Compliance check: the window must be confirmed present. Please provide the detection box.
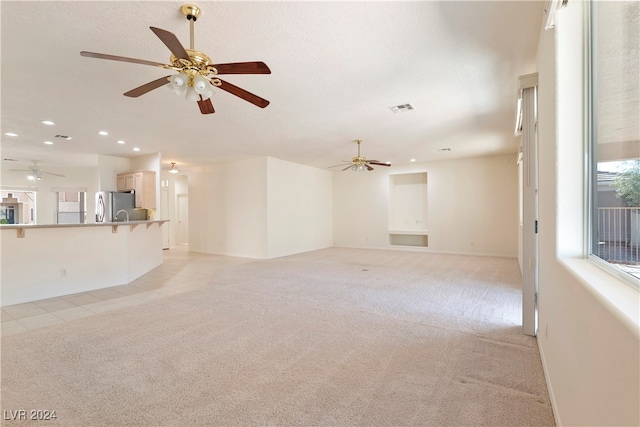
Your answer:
[0,191,36,225]
[57,191,86,224]
[589,1,640,284]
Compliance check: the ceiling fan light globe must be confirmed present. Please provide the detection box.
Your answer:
[169,74,187,92]
[201,85,214,100]
[185,86,200,101]
[193,75,210,95]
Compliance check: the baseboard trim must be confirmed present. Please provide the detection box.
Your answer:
[537,338,562,426]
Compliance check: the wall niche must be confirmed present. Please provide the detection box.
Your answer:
[388,172,428,247]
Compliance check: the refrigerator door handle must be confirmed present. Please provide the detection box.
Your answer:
[96,193,106,223]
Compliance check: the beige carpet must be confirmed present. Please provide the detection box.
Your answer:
[1,248,555,426]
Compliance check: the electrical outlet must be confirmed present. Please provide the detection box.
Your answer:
[61,268,67,277]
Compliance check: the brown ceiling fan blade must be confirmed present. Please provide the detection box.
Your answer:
[329,163,352,168]
[365,164,374,171]
[217,79,270,108]
[150,27,190,61]
[80,51,168,68]
[211,62,271,75]
[197,97,215,114]
[367,161,391,167]
[123,76,170,97]
[41,171,66,177]
[341,165,353,171]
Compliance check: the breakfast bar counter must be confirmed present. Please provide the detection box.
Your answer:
[1,221,168,306]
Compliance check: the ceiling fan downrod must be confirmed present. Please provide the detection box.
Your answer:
[181,4,202,50]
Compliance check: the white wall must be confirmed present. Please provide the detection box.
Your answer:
[332,167,391,249]
[536,2,640,426]
[1,223,163,306]
[266,157,333,258]
[189,157,268,258]
[189,157,333,259]
[333,154,518,257]
[97,155,131,191]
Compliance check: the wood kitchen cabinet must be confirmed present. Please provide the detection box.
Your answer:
[117,174,135,192]
[116,171,156,209]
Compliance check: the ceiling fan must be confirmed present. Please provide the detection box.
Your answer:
[329,140,391,172]
[9,161,66,181]
[80,3,271,114]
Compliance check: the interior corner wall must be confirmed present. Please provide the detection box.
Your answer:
[266,157,333,259]
[333,154,518,257]
[536,2,640,426]
[188,157,268,259]
[97,155,131,192]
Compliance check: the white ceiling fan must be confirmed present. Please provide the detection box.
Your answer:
[9,161,65,181]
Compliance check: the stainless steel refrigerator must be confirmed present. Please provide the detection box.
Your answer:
[95,191,135,223]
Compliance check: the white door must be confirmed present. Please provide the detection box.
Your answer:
[177,194,189,245]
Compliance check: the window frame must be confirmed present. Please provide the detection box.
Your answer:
[586,0,640,290]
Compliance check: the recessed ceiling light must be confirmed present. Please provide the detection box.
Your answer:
[43,141,54,145]
[410,158,416,162]
[99,131,109,136]
[117,140,126,144]
[132,147,141,152]
[4,132,18,137]
[41,120,55,125]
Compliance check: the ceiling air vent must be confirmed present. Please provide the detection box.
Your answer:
[54,134,72,140]
[389,103,415,113]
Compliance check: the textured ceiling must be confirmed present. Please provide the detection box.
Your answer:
[1,1,543,172]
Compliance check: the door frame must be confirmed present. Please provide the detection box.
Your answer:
[520,80,539,337]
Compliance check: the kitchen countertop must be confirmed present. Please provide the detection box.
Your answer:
[1,220,168,230]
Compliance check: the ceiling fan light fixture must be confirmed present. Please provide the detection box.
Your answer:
[168,162,180,174]
[185,85,200,101]
[80,3,270,114]
[193,75,212,96]
[169,73,188,93]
